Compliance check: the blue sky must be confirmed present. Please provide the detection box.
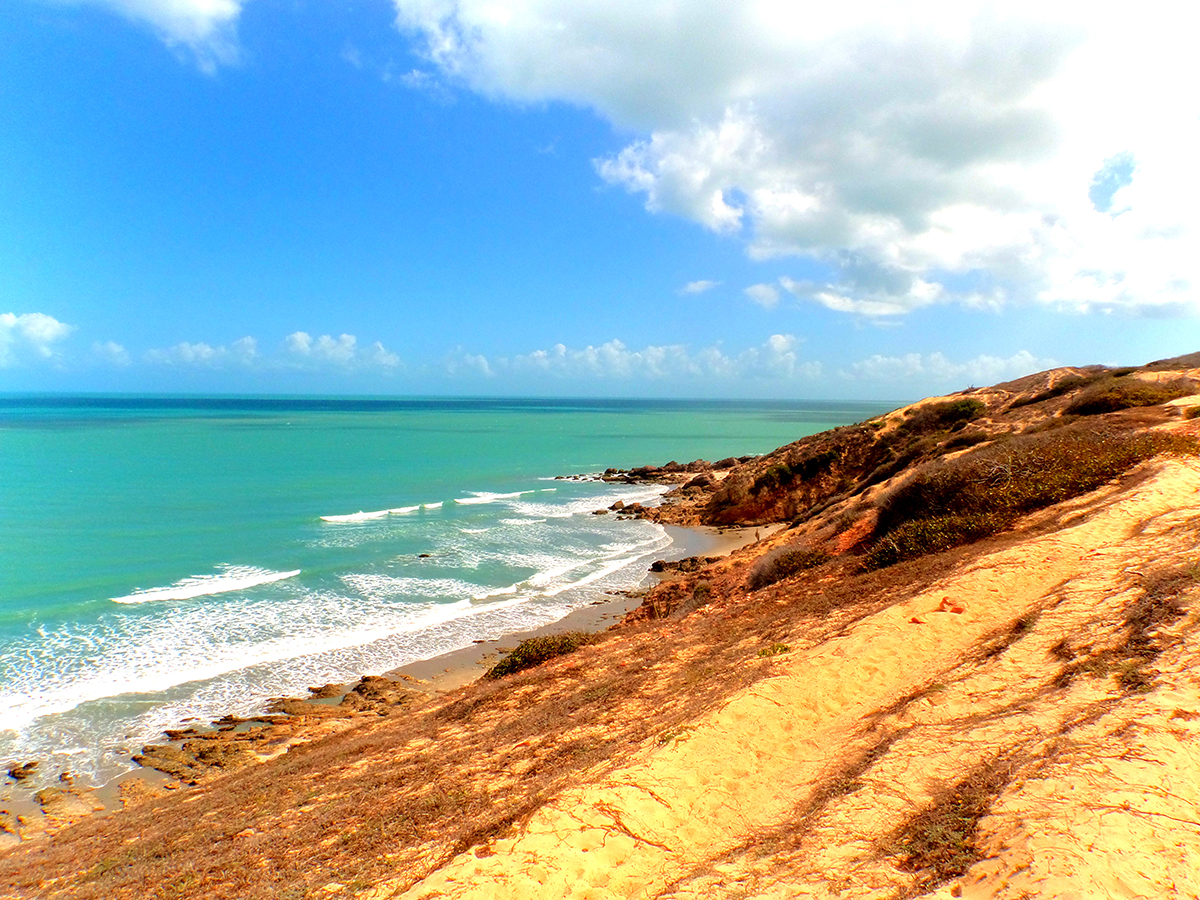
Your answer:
[1,0,1197,399]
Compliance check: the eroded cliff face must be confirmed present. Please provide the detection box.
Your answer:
[4,356,1200,900]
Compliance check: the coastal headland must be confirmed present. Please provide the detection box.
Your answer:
[5,352,1200,899]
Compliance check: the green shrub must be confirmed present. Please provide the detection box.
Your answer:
[865,425,1197,569]
[1183,406,1200,420]
[750,449,840,494]
[747,545,832,590]
[483,632,598,679]
[864,513,1006,569]
[900,399,986,434]
[1063,376,1196,416]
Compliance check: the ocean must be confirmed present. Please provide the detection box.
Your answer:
[0,396,891,787]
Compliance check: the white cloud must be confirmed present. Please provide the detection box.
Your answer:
[447,335,820,381]
[393,0,1200,316]
[143,332,399,372]
[145,336,257,367]
[847,350,1057,385]
[743,283,780,309]
[679,279,720,295]
[92,340,131,366]
[0,312,74,367]
[45,0,242,70]
[283,332,401,370]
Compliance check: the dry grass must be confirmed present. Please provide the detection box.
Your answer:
[746,545,831,590]
[865,425,1198,569]
[1063,376,1197,416]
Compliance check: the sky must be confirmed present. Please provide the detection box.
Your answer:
[1,0,1197,400]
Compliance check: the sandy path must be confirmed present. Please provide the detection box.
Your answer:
[375,459,1200,900]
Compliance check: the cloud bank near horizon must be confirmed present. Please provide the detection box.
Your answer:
[392,0,1198,318]
[2,311,1056,392]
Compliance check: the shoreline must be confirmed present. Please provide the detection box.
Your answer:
[1,521,773,844]
[387,523,780,693]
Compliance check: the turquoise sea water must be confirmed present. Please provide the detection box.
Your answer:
[0,396,891,786]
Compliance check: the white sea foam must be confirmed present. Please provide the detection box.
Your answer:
[321,509,390,522]
[460,527,489,534]
[110,566,301,604]
[423,501,443,509]
[454,490,534,505]
[0,592,479,734]
[389,505,421,515]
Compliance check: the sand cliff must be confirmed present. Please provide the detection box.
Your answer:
[4,356,1200,899]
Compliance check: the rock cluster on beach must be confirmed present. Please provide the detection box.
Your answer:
[132,675,428,785]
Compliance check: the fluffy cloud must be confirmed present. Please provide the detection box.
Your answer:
[743,283,780,309]
[45,0,241,69]
[447,335,820,381]
[394,0,1200,316]
[679,280,720,295]
[847,350,1057,385]
[0,312,74,367]
[145,335,258,367]
[283,332,400,370]
[143,332,400,371]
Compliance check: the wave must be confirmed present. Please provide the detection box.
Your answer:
[454,490,535,506]
[389,505,421,515]
[321,509,390,522]
[423,501,443,509]
[111,566,301,604]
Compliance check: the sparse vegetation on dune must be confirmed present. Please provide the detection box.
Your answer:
[1063,375,1197,416]
[746,544,831,590]
[865,425,1198,569]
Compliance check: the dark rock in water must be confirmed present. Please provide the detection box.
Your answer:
[592,508,608,515]
[6,761,38,782]
[610,500,625,510]
[604,468,619,475]
[629,465,660,477]
[418,553,432,558]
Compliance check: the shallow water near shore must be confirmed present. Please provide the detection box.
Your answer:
[0,395,890,787]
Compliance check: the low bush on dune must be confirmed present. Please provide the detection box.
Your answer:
[484,632,599,679]
[864,425,1198,570]
[1063,376,1197,416]
[747,544,832,590]
[899,399,987,435]
[750,449,841,494]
